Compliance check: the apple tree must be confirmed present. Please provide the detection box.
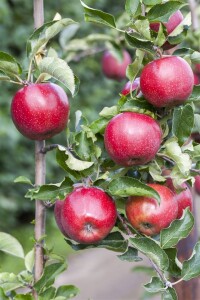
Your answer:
[0,0,200,299]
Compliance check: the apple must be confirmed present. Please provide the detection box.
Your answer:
[125,183,178,236]
[104,112,162,167]
[150,10,184,50]
[194,63,200,74]
[165,178,193,219]
[54,200,68,237]
[194,175,200,195]
[121,77,140,96]
[61,186,117,244]
[11,82,70,140]
[193,72,200,85]
[102,49,131,81]
[140,56,194,107]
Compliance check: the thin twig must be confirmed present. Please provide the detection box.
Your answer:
[40,144,59,154]
[117,211,133,236]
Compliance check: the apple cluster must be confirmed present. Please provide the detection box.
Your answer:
[10,9,196,245]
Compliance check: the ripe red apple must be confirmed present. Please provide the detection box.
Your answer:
[102,49,131,81]
[104,112,162,167]
[150,10,184,50]
[54,200,68,237]
[194,175,200,195]
[61,186,117,244]
[194,63,200,74]
[11,82,70,140]
[121,77,140,96]
[193,72,200,85]
[125,183,178,236]
[140,56,194,107]
[165,178,193,219]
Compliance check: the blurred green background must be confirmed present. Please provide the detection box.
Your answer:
[0,0,131,271]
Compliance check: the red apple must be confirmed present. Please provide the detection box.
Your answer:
[193,72,200,85]
[61,186,117,244]
[194,63,200,74]
[54,200,68,237]
[102,49,131,81]
[150,10,184,50]
[125,183,178,236]
[104,112,162,167]
[140,56,194,107]
[11,83,70,140]
[194,175,200,195]
[121,77,140,96]
[165,178,193,219]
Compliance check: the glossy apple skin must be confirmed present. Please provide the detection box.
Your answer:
[150,10,183,50]
[140,56,194,108]
[125,184,178,236]
[194,64,200,74]
[11,83,70,140]
[61,187,117,244]
[166,178,193,219]
[104,112,162,167]
[54,200,68,237]
[102,50,131,81]
[121,77,140,96]
[194,175,200,195]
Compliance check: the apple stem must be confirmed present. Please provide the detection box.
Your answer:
[117,212,133,236]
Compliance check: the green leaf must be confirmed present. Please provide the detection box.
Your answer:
[155,23,166,47]
[125,0,140,16]
[163,138,192,176]
[56,285,79,298]
[25,249,35,273]
[143,0,162,5]
[162,288,177,300]
[147,1,186,22]
[14,295,34,300]
[0,51,22,78]
[66,232,128,253]
[14,176,33,186]
[0,287,9,300]
[89,117,109,134]
[187,85,200,102]
[80,0,116,29]
[58,146,94,171]
[25,177,73,201]
[160,208,194,249]
[164,248,182,278]
[39,287,56,299]
[27,18,77,58]
[107,177,160,202]
[181,241,200,281]
[130,237,169,271]
[172,104,194,146]
[75,131,93,161]
[126,49,144,82]
[168,12,191,37]
[132,265,156,276]
[0,232,24,258]
[117,246,142,262]
[0,273,23,293]
[144,276,164,293]
[119,98,155,117]
[34,262,67,293]
[134,19,151,40]
[125,32,154,54]
[99,106,118,118]
[38,57,76,96]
